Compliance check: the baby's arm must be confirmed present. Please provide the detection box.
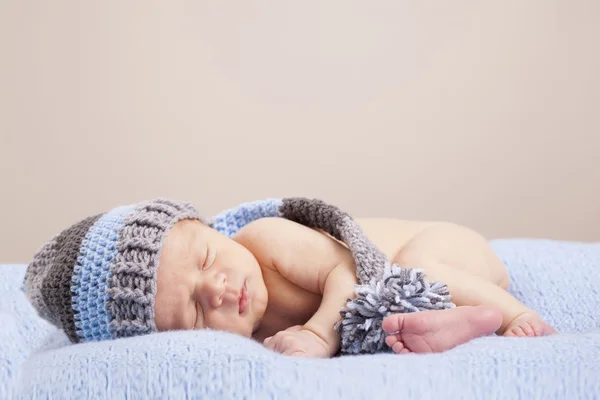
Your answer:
[302,257,357,354]
[235,217,358,357]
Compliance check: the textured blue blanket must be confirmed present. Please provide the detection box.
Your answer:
[2,239,600,399]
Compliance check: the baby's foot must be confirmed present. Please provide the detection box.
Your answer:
[382,306,502,354]
[503,312,558,337]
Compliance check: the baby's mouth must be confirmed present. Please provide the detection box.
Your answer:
[238,280,248,315]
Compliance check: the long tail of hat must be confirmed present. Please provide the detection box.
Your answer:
[208,197,390,285]
[208,198,284,237]
[279,198,389,285]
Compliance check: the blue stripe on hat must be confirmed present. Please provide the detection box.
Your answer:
[71,205,136,342]
[209,198,283,237]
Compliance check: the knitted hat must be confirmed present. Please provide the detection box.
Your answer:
[23,198,202,343]
[24,197,453,352]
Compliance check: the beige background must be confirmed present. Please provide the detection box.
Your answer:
[1,1,599,263]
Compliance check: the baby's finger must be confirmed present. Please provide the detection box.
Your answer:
[264,336,279,352]
[283,348,306,357]
[285,325,303,332]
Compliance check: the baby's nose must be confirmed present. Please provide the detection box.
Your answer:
[206,272,227,307]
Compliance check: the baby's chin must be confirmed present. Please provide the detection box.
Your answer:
[219,315,261,338]
[238,316,262,338]
[251,319,262,335]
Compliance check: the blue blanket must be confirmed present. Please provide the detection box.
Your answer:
[2,239,600,399]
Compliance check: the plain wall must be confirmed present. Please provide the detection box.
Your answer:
[1,1,599,263]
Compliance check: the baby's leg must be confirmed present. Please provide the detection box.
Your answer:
[391,223,557,336]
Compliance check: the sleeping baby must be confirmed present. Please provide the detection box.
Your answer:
[23,197,557,357]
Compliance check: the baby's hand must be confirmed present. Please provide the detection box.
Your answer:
[263,325,330,358]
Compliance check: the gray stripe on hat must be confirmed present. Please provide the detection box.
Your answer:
[24,236,61,326]
[280,197,389,285]
[106,198,200,339]
[24,213,103,343]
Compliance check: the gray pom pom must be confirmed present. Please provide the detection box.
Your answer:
[335,264,456,355]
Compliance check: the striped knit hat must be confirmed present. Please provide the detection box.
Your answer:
[23,198,202,343]
[24,197,452,348]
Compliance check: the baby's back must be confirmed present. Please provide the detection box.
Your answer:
[333,218,440,261]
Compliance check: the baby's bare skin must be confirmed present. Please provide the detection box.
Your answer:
[241,217,557,355]
[382,306,503,353]
[354,218,557,338]
[155,217,557,358]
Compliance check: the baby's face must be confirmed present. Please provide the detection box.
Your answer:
[154,219,268,338]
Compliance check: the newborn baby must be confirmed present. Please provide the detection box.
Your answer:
[23,197,557,358]
[154,203,556,357]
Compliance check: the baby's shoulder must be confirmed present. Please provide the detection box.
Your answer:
[232,217,328,253]
[234,216,304,238]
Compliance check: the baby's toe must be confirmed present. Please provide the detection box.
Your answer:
[504,313,558,338]
[521,321,535,337]
[391,341,407,354]
[382,314,404,333]
[385,334,398,347]
[504,324,527,338]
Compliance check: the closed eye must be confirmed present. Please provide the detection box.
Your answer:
[202,247,216,270]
